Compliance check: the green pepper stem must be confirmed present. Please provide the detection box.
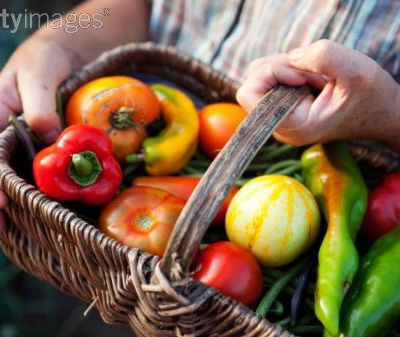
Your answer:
[110,106,136,130]
[69,151,102,187]
[125,153,145,164]
[72,154,93,177]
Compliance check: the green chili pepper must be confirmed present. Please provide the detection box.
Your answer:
[340,227,400,337]
[301,142,368,337]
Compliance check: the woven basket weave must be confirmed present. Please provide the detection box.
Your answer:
[0,42,399,337]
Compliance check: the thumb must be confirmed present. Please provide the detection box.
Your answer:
[17,71,62,144]
[288,40,362,81]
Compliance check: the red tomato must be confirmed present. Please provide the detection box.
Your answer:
[193,242,263,307]
[132,176,239,226]
[362,173,400,241]
[199,103,247,159]
[99,186,185,256]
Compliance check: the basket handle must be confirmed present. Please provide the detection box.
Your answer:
[160,85,310,278]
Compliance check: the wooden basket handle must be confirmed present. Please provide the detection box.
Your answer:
[160,85,310,278]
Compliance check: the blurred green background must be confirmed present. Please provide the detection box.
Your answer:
[0,1,132,336]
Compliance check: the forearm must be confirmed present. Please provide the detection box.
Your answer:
[34,0,150,67]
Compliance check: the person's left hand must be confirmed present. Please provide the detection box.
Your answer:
[237,40,400,151]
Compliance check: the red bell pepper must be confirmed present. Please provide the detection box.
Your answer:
[132,176,239,226]
[33,124,122,206]
[362,173,400,241]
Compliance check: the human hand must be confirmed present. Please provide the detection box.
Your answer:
[237,40,400,150]
[0,36,80,143]
[0,0,151,234]
[0,36,80,232]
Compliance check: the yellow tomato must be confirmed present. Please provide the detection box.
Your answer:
[226,175,320,267]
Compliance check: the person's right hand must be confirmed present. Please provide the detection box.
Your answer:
[237,40,400,151]
[0,36,80,232]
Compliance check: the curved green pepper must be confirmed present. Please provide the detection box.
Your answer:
[340,227,400,337]
[301,142,368,337]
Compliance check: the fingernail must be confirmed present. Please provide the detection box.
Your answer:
[42,129,60,144]
[289,48,304,61]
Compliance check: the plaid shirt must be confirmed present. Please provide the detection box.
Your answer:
[149,0,400,82]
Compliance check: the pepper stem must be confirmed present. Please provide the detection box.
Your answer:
[72,154,93,177]
[110,105,136,130]
[125,153,145,164]
[69,151,102,186]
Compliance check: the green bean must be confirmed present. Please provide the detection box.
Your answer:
[193,151,212,162]
[180,166,204,175]
[275,316,291,327]
[259,144,297,161]
[269,300,284,316]
[273,162,302,176]
[187,160,210,168]
[294,173,305,184]
[290,325,324,335]
[256,258,307,317]
[246,162,273,172]
[263,278,277,288]
[265,159,300,174]
[256,143,279,154]
[262,268,286,279]
[277,284,315,312]
[298,314,318,325]
[252,145,278,161]
[259,143,279,151]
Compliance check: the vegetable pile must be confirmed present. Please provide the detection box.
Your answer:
[27,75,400,337]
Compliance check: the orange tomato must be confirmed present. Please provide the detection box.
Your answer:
[199,103,247,159]
[99,186,185,257]
[66,76,160,162]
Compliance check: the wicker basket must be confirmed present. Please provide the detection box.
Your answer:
[0,42,399,337]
